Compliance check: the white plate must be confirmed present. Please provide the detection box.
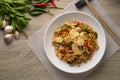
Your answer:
[44,11,106,74]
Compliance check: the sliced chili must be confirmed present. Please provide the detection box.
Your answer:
[33,3,51,7]
[50,0,57,7]
[60,49,66,54]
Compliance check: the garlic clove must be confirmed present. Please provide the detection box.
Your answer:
[4,25,13,34]
[4,34,13,44]
[2,19,6,28]
[14,31,20,40]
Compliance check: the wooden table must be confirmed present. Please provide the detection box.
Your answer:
[0,0,120,80]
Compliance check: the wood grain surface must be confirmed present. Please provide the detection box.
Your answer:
[0,0,120,80]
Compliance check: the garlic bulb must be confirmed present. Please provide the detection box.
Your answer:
[2,19,6,28]
[4,34,13,44]
[4,25,13,34]
[14,31,20,40]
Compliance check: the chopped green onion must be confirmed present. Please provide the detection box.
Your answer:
[69,58,78,66]
[81,26,89,33]
[83,50,88,56]
[61,25,71,31]
[94,31,98,38]
[67,41,73,48]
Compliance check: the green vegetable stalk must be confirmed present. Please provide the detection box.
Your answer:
[29,7,54,16]
[0,0,62,39]
[0,0,30,38]
[0,17,2,27]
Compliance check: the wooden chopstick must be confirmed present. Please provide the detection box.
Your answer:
[84,0,120,46]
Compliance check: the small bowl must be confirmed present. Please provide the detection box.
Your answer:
[44,11,106,74]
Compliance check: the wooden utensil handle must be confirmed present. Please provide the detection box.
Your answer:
[84,0,120,46]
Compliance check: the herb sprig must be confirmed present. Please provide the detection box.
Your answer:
[0,0,30,38]
[0,0,62,40]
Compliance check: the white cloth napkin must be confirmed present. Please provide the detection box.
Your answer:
[27,0,120,80]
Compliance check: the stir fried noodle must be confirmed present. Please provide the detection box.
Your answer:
[52,20,99,66]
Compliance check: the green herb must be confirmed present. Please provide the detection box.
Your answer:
[0,17,2,27]
[83,50,88,56]
[67,41,73,48]
[69,57,79,66]
[33,0,49,3]
[24,0,32,5]
[0,0,62,39]
[14,6,30,13]
[29,7,54,16]
[0,0,30,38]
[29,11,44,16]
[81,26,89,33]
[61,25,71,31]
[94,31,98,38]
[88,35,93,40]
[58,41,65,46]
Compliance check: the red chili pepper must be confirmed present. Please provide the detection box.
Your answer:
[60,49,65,54]
[84,40,88,48]
[84,40,92,51]
[76,22,82,28]
[34,3,51,7]
[87,46,92,51]
[88,53,92,58]
[64,28,69,32]
[50,0,57,8]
